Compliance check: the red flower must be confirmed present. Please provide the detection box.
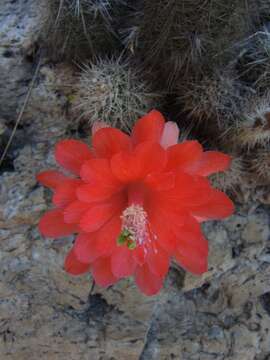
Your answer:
[37,110,234,296]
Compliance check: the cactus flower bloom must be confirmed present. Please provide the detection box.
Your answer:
[37,110,234,295]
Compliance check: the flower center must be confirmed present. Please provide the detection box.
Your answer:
[117,204,148,250]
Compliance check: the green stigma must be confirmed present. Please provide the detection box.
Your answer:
[117,229,136,250]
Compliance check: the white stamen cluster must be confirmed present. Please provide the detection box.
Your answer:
[121,204,148,246]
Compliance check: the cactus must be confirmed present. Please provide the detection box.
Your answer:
[117,2,143,54]
[74,57,160,130]
[41,0,270,194]
[140,0,253,89]
[249,148,270,184]
[44,0,124,61]
[210,156,246,194]
[222,93,270,150]
[234,25,270,92]
[178,69,251,127]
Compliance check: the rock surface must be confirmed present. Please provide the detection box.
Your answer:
[1,1,270,359]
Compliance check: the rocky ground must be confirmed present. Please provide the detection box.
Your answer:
[1,1,270,359]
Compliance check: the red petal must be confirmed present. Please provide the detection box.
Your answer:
[166,141,203,171]
[146,245,169,277]
[78,159,122,202]
[174,249,208,275]
[152,172,213,213]
[73,232,98,263]
[36,170,68,189]
[39,209,78,238]
[77,183,122,203]
[160,121,179,149]
[135,264,164,296]
[92,128,131,158]
[144,172,175,191]
[111,142,167,182]
[148,210,178,253]
[172,217,208,275]
[135,141,167,175]
[190,190,234,220]
[55,139,92,175]
[111,246,136,278]
[131,110,165,146]
[74,215,121,263]
[64,248,90,275]
[171,173,212,206]
[110,152,141,182]
[79,204,116,232]
[186,151,231,176]
[91,257,118,287]
[133,245,146,265]
[174,217,208,275]
[93,215,121,254]
[79,193,125,232]
[80,158,120,187]
[146,191,191,253]
[52,179,82,207]
[64,200,90,223]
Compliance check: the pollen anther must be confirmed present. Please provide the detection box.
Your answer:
[120,204,148,247]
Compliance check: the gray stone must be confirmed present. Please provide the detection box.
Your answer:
[0,0,48,121]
